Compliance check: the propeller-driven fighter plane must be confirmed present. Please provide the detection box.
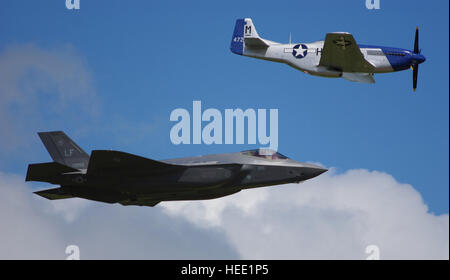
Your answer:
[26,131,327,207]
[230,18,426,90]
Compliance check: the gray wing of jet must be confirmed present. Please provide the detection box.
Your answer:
[86,150,248,177]
[87,150,178,177]
[319,32,375,72]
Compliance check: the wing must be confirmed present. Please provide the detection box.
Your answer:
[34,187,74,200]
[319,32,375,72]
[119,199,161,207]
[87,150,178,177]
[341,72,375,83]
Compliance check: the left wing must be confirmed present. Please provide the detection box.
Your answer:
[87,150,178,177]
[319,32,375,73]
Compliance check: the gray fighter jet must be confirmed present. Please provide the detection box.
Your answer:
[26,131,327,207]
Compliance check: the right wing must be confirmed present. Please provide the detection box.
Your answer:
[119,199,161,207]
[87,150,178,177]
[341,72,375,83]
[319,32,375,73]
[34,187,162,206]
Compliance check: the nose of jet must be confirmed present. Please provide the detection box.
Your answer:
[301,164,328,179]
[310,166,328,178]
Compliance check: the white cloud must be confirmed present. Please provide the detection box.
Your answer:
[0,44,99,154]
[162,168,449,259]
[0,168,447,259]
[0,171,238,259]
[0,43,164,159]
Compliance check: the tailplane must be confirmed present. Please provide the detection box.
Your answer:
[26,162,79,183]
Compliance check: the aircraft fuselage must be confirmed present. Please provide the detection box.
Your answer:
[230,18,426,85]
[27,132,327,207]
[241,41,426,78]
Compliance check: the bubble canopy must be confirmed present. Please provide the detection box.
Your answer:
[240,149,289,160]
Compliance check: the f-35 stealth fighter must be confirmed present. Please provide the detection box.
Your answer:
[26,131,327,207]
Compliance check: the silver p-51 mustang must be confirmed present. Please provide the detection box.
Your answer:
[231,18,426,90]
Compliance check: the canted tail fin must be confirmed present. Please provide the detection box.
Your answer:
[38,131,89,169]
[230,18,271,55]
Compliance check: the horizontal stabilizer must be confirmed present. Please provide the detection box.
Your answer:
[26,162,79,182]
[244,37,270,49]
[87,150,176,177]
[34,188,73,200]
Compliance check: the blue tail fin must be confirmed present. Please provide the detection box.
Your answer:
[230,19,245,55]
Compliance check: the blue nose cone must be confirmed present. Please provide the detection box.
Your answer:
[412,53,426,64]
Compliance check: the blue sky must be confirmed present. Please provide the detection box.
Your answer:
[0,0,448,217]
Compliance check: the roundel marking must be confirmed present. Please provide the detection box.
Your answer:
[292,44,308,59]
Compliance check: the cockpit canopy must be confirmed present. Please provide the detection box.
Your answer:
[241,149,288,160]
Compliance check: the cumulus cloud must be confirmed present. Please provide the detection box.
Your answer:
[162,168,449,260]
[0,172,238,259]
[0,43,166,158]
[0,168,446,259]
[0,44,99,154]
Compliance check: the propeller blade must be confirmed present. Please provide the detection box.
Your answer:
[414,26,419,54]
[413,64,419,92]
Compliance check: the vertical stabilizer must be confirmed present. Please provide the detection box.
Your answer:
[38,131,89,169]
[230,18,270,55]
